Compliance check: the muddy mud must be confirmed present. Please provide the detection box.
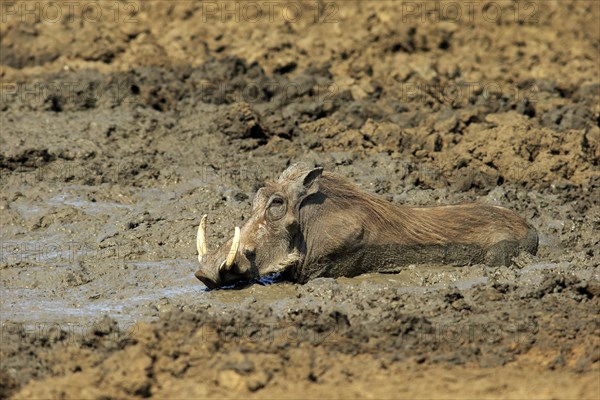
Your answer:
[1,1,599,398]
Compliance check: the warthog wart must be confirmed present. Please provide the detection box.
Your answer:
[195,163,538,289]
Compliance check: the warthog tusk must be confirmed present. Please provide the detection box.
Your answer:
[197,214,207,261]
[220,226,240,272]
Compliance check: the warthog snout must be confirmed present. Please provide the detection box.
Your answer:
[195,215,253,288]
[194,163,538,289]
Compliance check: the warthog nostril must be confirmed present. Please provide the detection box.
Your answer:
[243,246,256,258]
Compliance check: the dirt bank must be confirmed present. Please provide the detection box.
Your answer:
[1,1,598,398]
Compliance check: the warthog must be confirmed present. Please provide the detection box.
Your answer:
[195,163,538,289]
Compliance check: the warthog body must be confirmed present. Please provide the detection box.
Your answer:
[195,163,538,289]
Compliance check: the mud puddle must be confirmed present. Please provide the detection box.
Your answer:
[1,260,196,325]
[2,257,586,329]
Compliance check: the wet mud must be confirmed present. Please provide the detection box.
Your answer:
[1,1,599,398]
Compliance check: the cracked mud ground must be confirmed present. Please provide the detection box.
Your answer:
[0,1,599,399]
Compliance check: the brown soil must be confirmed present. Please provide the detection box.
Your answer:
[1,1,599,399]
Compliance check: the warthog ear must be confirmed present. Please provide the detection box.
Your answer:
[294,167,323,210]
[302,167,323,196]
[280,163,324,208]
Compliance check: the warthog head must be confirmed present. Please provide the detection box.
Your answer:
[195,163,323,289]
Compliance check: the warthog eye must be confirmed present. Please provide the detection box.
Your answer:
[266,195,287,221]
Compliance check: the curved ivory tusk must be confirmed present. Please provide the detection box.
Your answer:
[221,226,240,271]
[197,214,207,262]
